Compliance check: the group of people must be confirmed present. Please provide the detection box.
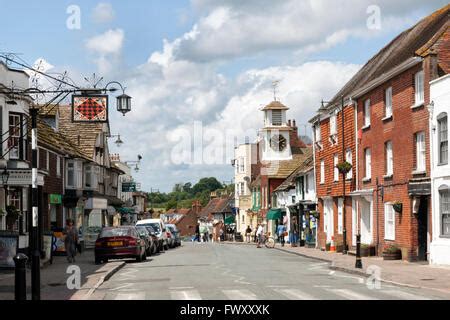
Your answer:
[243,215,301,248]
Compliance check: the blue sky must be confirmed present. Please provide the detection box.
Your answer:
[0,1,447,192]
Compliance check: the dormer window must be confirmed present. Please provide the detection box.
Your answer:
[272,110,282,126]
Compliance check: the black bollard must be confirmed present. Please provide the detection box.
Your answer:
[355,234,363,269]
[13,253,28,301]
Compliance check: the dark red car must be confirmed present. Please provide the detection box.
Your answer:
[95,226,147,264]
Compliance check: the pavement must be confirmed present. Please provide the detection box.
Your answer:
[0,249,124,300]
[88,242,450,300]
[223,241,450,295]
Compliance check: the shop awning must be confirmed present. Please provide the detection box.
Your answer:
[224,215,235,225]
[118,207,135,214]
[266,208,282,220]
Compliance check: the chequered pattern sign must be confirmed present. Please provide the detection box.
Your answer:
[72,95,108,122]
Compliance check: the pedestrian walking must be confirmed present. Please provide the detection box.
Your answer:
[195,223,200,242]
[290,216,299,247]
[256,224,264,248]
[277,222,286,247]
[245,225,252,243]
[64,219,78,263]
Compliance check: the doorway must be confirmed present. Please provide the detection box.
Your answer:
[360,199,372,245]
[417,196,428,261]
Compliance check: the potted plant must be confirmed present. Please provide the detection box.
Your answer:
[392,201,402,213]
[310,211,319,219]
[325,242,331,251]
[382,244,402,260]
[336,161,352,175]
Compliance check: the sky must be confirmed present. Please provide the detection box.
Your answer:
[0,0,447,192]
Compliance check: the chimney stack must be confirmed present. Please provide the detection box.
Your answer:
[288,119,292,126]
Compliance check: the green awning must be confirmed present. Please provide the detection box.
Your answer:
[266,209,282,220]
[224,215,235,225]
[118,207,135,214]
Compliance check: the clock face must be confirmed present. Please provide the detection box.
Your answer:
[270,134,287,151]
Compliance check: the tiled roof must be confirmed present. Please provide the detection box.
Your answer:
[262,147,312,179]
[166,208,192,215]
[38,104,59,117]
[58,105,105,160]
[274,155,314,192]
[199,197,233,218]
[262,100,289,110]
[324,4,449,111]
[35,118,89,160]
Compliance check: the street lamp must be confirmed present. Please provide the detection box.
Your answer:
[1,167,9,187]
[108,134,124,148]
[103,81,132,116]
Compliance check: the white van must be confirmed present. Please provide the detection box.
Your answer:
[136,219,169,251]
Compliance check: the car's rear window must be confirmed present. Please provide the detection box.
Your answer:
[138,223,160,232]
[100,228,131,238]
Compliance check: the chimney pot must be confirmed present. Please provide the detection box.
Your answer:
[293,120,296,127]
[288,120,291,126]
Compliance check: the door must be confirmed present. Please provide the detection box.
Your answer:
[352,199,357,246]
[324,199,334,242]
[417,196,428,261]
[360,199,372,244]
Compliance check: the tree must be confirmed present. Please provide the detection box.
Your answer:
[192,177,223,194]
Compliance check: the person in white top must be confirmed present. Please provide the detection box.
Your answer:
[256,224,264,248]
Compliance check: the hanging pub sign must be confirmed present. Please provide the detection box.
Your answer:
[122,182,137,192]
[72,95,108,123]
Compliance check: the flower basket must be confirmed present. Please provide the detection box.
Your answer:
[336,161,352,175]
[310,211,319,219]
[382,244,402,260]
[392,202,402,213]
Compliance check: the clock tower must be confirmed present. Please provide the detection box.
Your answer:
[260,100,292,161]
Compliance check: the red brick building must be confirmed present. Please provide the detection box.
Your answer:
[164,200,202,237]
[310,4,449,261]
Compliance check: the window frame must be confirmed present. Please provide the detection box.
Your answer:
[271,110,282,126]
[320,159,325,184]
[345,148,352,180]
[440,188,450,238]
[414,70,424,106]
[364,148,371,179]
[333,154,339,182]
[385,87,393,118]
[384,203,395,240]
[8,113,22,160]
[415,131,426,172]
[438,113,448,166]
[385,141,393,176]
[364,99,371,127]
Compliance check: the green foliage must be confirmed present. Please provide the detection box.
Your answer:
[149,177,228,210]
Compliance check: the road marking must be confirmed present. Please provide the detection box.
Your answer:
[327,289,377,300]
[222,289,257,300]
[109,283,134,291]
[169,286,194,290]
[382,290,432,300]
[170,290,202,300]
[114,292,146,300]
[274,288,317,300]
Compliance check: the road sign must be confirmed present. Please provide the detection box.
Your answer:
[122,182,137,192]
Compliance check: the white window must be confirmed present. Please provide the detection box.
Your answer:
[239,157,245,173]
[384,203,395,240]
[365,148,371,179]
[330,113,337,136]
[345,148,352,180]
[334,154,339,182]
[46,151,50,171]
[338,198,343,234]
[56,156,61,177]
[8,114,21,160]
[385,87,393,118]
[440,189,450,237]
[272,110,282,126]
[415,70,424,106]
[438,114,448,165]
[235,159,239,173]
[415,132,426,172]
[364,99,371,127]
[320,160,325,184]
[240,182,244,196]
[315,125,321,143]
[385,141,393,176]
[85,165,93,188]
[67,162,75,188]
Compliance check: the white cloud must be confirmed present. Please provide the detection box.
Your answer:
[167,0,447,62]
[85,29,124,74]
[92,3,115,24]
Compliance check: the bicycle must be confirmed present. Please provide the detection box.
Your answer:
[257,232,276,248]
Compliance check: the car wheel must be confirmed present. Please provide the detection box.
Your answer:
[164,244,169,250]
[142,251,147,261]
[95,257,102,265]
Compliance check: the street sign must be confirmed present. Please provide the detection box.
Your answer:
[122,182,137,192]
[72,95,108,123]
[49,194,62,204]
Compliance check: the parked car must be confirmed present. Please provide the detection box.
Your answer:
[166,224,181,247]
[165,227,175,248]
[144,225,159,254]
[136,219,169,251]
[95,226,146,264]
[135,226,154,256]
